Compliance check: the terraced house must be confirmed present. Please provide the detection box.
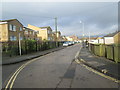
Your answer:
[23,27,38,40]
[39,26,53,41]
[0,19,24,42]
[28,24,53,41]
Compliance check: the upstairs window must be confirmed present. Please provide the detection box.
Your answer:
[32,32,34,35]
[37,31,39,34]
[29,31,31,34]
[9,24,16,31]
[20,27,22,31]
[25,30,28,34]
[13,25,16,31]
[48,30,51,34]
[9,24,12,31]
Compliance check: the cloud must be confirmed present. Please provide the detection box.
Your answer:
[1,2,118,36]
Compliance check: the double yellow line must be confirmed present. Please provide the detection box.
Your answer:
[75,59,120,83]
[4,58,39,90]
[4,47,61,89]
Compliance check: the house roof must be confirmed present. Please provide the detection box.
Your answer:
[53,31,61,33]
[39,26,51,29]
[83,37,98,40]
[0,19,23,26]
[23,27,38,32]
[0,19,17,22]
[104,31,120,37]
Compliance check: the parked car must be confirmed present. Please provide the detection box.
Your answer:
[71,41,75,45]
[67,41,72,46]
[63,42,69,46]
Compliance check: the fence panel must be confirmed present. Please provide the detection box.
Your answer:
[105,45,114,60]
[99,44,105,57]
[89,43,120,63]
[114,45,120,63]
[94,44,101,56]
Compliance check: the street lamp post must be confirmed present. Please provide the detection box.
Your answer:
[80,21,85,47]
[19,33,21,56]
[89,30,91,51]
[80,21,84,38]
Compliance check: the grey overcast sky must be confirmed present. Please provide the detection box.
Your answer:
[1,2,118,36]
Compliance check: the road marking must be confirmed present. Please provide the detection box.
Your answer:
[74,44,82,60]
[5,56,46,89]
[75,60,120,83]
[9,60,33,89]
[5,44,81,89]
[9,65,26,90]
[75,59,81,64]
[5,64,25,90]
[82,64,120,83]
[5,47,67,89]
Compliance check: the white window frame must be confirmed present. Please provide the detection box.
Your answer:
[20,27,22,31]
[13,25,16,31]
[25,30,28,34]
[9,24,16,31]
[10,36,17,41]
[9,24,13,31]
[48,30,51,34]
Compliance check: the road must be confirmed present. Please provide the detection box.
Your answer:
[2,43,119,88]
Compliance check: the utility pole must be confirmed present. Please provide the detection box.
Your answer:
[54,17,58,47]
[55,17,57,41]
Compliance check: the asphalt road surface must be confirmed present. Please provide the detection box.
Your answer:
[2,43,119,88]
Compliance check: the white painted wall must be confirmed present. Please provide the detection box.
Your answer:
[104,37,114,44]
[98,39,104,44]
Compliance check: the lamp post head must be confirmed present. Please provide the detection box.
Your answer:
[80,21,82,23]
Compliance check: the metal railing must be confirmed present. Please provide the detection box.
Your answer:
[2,40,64,57]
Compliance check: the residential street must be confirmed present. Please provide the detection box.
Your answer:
[2,43,119,88]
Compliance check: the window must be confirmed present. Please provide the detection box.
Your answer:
[25,30,28,34]
[10,36,17,41]
[13,25,16,31]
[29,31,31,34]
[9,24,12,31]
[48,37,51,40]
[20,27,22,31]
[37,31,39,34]
[33,32,34,35]
[9,24,16,31]
[48,30,51,34]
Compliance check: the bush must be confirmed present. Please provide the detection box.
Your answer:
[25,40,37,52]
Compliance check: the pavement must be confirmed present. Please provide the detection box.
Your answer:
[78,47,120,80]
[2,46,64,65]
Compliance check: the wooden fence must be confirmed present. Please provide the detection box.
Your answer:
[89,44,120,63]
